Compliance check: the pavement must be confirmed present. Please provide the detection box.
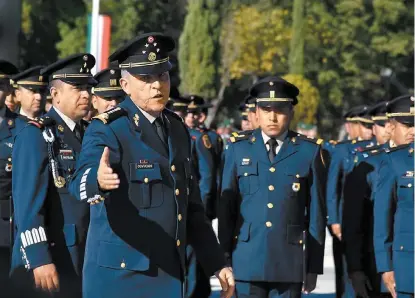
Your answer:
[209,220,336,298]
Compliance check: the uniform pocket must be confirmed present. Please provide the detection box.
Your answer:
[238,222,251,242]
[237,162,259,195]
[129,162,164,208]
[97,241,150,271]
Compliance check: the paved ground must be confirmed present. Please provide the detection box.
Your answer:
[209,221,336,298]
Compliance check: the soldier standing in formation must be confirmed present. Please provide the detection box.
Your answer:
[219,76,327,298]
[11,54,96,298]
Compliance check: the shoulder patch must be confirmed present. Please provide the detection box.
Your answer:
[92,107,127,124]
[387,143,410,154]
[202,134,212,149]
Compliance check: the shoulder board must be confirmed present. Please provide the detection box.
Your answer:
[230,134,251,143]
[164,108,184,123]
[387,143,410,154]
[231,129,253,137]
[92,107,127,124]
[296,134,323,145]
[27,116,55,129]
[359,143,382,153]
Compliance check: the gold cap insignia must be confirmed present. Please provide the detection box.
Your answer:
[38,76,43,82]
[148,52,157,62]
[83,55,88,61]
[110,69,115,75]
[147,36,155,43]
[269,82,274,86]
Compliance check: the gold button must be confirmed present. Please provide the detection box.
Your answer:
[400,246,404,250]
[269,167,275,172]
[244,173,248,176]
[120,262,126,268]
[177,240,181,246]
[268,185,274,191]
[266,221,272,227]
[171,165,176,172]
[178,214,182,221]
[299,240,303,244]
[267,203,273,209]
[234,235,238,239]
[296,174,300,178]
[175,189,180,196]
[8,158,11,161]
[144,177,149,183]
[408,183,412,188]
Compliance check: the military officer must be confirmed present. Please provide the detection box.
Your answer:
[327,104,376,298]
[67,32,234,298]
[0,60,19,297]
[374,94,414,298]
[342,101,393,298]
[219,76,326,298]
[91,66,125,114]
[10,53,96,298]
[12,66,48,120]
[239,100,252,132]
[166,86,188,118]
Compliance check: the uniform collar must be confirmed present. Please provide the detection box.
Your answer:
[261,130,287,147]
[53,106,76,131]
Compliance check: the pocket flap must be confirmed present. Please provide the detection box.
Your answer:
[238,222,251,242]
[63,224,76,247]
[287,224,304,245]
[237,162,258,177]
[97,241,150,271]
[130,163,162,182]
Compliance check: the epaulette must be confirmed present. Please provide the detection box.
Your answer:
[386,143,410,154]
[27,116,55,129]
[231,129,253,137]
[296,134,324,145]
[229,133,251,143]
[336,139,353,145]
[92,107,127,124]
[359,143,382,153]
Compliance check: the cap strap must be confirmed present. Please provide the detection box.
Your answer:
[52,74,93,79]
[349,117,374,124]
[256,98,293,103]
[92,86,123,94]
[246,103,256,108]
[16,81,48,86]
[387,112,415,117]
[372,116,388,121]
[172,102,188,107]
[119,57,169,69]
[0,74,9,79]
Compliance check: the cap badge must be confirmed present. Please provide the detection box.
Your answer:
[83,55,88,61]
[38,76,43,82]
[110,69,115,74]
[110,79,117,87]
[148,36,154,43]
[270,91,275,98]
[269,82,274,86]
[148,52,157,62]
[411,96,414,102]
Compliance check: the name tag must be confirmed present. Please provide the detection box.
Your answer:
[403,171,414,178]
[241,158,251,166]
[59,149,74,160]
[136,160,154,169]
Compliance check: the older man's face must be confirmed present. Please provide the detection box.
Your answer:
[120,71,170,115]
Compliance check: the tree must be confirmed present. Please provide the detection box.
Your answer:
[178,0,222,98]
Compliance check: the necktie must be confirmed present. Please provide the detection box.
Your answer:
[267,138,277,162]
[154,117,167,147]
[74,123,83,142]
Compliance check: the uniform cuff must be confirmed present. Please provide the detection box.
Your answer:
[375,251,393,273]
[79,167,107,203]
[22,242,52,270]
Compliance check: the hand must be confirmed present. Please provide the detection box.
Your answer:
[97,147,119,191]
[302,273,317,294]
[33,263,59,293]
[215,267,235,298]
[382,271,397,298]
[331,223,342,240]
[350,271,372,298]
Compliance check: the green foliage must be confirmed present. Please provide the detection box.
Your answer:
[289,0,305,74]
[179,0,222,98]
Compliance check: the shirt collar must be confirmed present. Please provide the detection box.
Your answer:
[262,130,288,146]
[136,105,160,124]
[53,106,77,131]
[19,108,33,119]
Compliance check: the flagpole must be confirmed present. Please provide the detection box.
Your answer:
[91,0,100,74]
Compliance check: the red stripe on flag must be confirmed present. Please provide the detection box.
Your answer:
[100,15,111,70]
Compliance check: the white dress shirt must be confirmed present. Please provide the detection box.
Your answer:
[262,130,288,155]
[53,107,76,131]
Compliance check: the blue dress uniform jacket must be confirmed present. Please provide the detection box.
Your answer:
[342,143,390,293]
[68,97,225,298]
[374,143,414,295]
[218,129,326,282]
[188,128,217,220]
[326,139,373,225]
[11,107,90,296]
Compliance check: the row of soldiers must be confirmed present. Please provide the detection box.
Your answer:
[0,30,413,298]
